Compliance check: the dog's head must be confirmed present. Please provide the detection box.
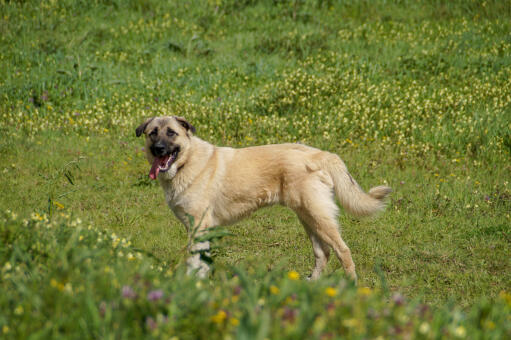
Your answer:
[136,116,195,180]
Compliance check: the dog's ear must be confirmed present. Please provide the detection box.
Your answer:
[174,116,196,134]
[135,117,155,137]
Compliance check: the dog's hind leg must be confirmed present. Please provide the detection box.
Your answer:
[300,218,331,280]
[320,226,357,283]
[299,209,357,282]
[294,183,357,282]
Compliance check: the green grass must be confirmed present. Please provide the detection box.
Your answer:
[1,0,511,338]
[2,213,510,339]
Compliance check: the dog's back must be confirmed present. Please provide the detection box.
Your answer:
[220,143,390,217]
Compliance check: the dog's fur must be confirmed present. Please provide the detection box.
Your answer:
[136,116,391,281]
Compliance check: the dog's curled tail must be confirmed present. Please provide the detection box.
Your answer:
[324,154,391,217]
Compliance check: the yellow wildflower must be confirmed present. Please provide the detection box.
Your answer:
[325,287,337,297]
[270,285,280,295]
[211,310,227,324]
[342,318,359,328]
[419,322,430,334]
[454,326,466,338]
[14,305,24,315]
[64,283,73,293]
[483,320,495,330]
[287,270,299,280]
[285,296,294,305]
[357,287,372,296]
[499,291,511,306]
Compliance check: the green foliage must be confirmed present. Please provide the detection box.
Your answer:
[1,213,510,339]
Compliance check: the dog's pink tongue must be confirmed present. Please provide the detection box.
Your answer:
[149,158,161,180]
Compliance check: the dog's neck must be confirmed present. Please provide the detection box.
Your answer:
[159,136,215,196]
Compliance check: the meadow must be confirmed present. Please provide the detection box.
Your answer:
[1,0,510,338]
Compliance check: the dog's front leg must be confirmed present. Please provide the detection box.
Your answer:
[186,239,211,278]
[184,213,214,279]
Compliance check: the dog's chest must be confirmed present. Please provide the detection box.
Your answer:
[160,180,205,220]
[161,184,187,211]
[162,189,193,225]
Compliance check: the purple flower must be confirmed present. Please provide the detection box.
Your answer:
[145,316,157,331]
[122,285,136,299]
[417,304,429,316]
[392,293,405,306]
[147,289,163,302]
[282,307,297,323]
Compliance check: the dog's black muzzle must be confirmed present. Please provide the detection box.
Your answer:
[150,142,169,157]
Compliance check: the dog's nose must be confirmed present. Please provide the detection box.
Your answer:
[151,143,166,157]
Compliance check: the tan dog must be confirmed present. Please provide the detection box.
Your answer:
[136,116,391,281]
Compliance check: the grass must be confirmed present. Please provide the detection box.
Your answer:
[1,0,510,338]
[2,213,510,339]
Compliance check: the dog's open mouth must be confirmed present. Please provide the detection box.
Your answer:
[149,149,179,180]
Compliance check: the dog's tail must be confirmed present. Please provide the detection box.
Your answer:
[324,154,391,217]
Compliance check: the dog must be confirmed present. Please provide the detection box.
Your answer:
[136,116,391,281]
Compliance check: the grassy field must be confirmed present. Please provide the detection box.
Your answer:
[1,0,510,338]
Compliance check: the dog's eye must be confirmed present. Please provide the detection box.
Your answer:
[167,128,176,137]
[149,128,157,136]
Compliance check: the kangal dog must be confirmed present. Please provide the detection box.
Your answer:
[136,116,391,281]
